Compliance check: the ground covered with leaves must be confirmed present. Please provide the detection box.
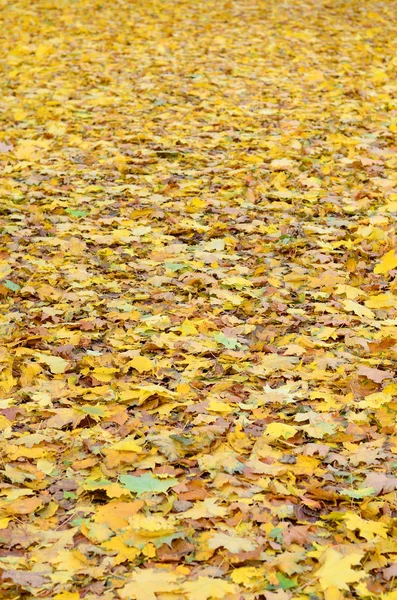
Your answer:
[1,0,397,598]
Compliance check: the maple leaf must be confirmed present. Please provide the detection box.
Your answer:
[198,443,244,474]
[34,353,69,374]
[362,473,397,495]
[119,473,178,496]
[1,570,49,589]
[270,158,294,171]
[119,384,176,405]
[250,355,299,376]
[265,423,298,440]
[182,576,237,600]
[125,355,154,373]
[208,531,257,553]
[231,566,265,587]
[344,513,388,540]
[53,593,80,600]
[94,501,144,530]
[365,292,396,309]
[213,331,241,349]
[357,365,393,383]
[118,568,182,600]
[179,498,227,520]
[374,250,397,274]
[315,548,367,591]
[343,300,375,320]
[383,563,397,581]
[110,435,144,453]
[102,536,140,565]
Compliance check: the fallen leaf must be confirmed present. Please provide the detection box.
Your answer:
[35,353,69,374]
[208,531,257,553]
[315,548,367,591]
[2,570,49,588]
[357,365,393,384]
[344,513,388,540]
[119,473,178,496]
[362,473,397,495]
[182,576,237,600]
[126,355,154,373]
[118,568,182,600]
[383,563,397,581]
[374,250,397,274]
[343,300,375,320]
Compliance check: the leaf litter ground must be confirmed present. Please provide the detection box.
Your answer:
[1,1,397,599]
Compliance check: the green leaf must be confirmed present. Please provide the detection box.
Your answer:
[4,279,20,291]
[83,478,111,490]
[164,262,187,272]
[340,487,376,499]
[65,208,88,218]
[119,473,178,496]
[276,573,297,590]
[79,405,105,417]
[213,332,241,349]
[269,527,283,543]
[63,491,77,500]
[126,530,185,549]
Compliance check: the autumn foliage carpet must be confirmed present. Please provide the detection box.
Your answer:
[1,0,397,598]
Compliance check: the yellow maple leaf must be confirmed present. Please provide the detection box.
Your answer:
[126,355,154,373]
[180,318,199,335]
[180,498,227,520]
[343,299,375,319]
[35,353,69,374]
[119,384,176,405]
[344,513,388,541]
[102,535,140,565]
[91,367,119,382]
[13,108,28,121]
[110,435,144,453]
[208,399,233,414]
[356,391,392,409]
[37,459,56,475]
[84,521,113,543]
[374,250,397,274]
[270,158,294,171]
[208,531,257,553]
[265,423,298,440]
[335,284,365,299]
[129,513,176,537]
[365,292,396,309]
[0,517,10,529]
[118,568,181,600]
[94,500,143,530]
[231,566,265,586]
[222,275,253,289]
[14,140,41,161]
[53,593,80,600]
[381,592,397,600]
[183,576,237,600]
[51,549,90,572]
[250,354,299,376]
[315,548,367,591]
